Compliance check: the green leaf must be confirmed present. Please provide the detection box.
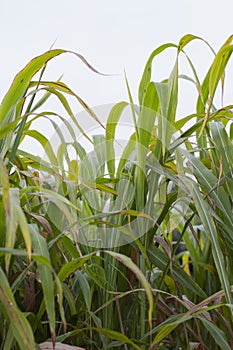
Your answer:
[23,129,58,166]
[54,274,67,332]
[116,132,136,175]
[85,263,106,289]
[138,43,177,105]
[155,59,178,156]
[0,267,35,350]
[0,114,28,140]
[185,180,233,307]
[209,36,233,99]
[147,245,206,298]
[58,253,95,282]
[199,36,233,134]
[104,251,154,329]
[138,82,158,150]
[184,149,233,236]
[106,101,128,178]
[201,318,231,350]
[92,327,141,350]
[150,318,189,347]
[210,121,233,175]
[74,270,91,311]
[178,34,202,52]
[0,49,103,125]
[0,50,64,125]
[29,225,56,342]
[62,283,76,316]
[0,177,32,272]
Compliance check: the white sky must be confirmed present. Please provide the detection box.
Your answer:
[1,0,233,150]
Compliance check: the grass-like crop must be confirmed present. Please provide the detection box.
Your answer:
[0,35,233,349]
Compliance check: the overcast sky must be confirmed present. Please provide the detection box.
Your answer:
[1,0,233,147]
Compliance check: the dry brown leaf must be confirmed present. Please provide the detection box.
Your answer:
[39,342,85,350]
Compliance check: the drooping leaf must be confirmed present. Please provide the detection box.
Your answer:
[139,43,177,105]
[104,250,154,329]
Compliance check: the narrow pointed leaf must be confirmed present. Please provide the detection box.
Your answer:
[29,225,56,341]
[0,267,35,350]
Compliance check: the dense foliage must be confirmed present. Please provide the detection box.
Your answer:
[0,35,233,349]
